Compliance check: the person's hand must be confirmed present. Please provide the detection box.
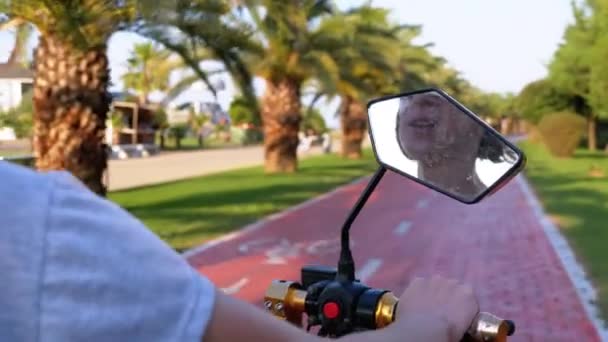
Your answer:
[393,276,480,342]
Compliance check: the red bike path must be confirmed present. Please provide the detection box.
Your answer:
[185,171,605,341]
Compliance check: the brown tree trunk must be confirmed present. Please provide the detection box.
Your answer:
[588,115,597,151]
[261,78,301,173]
[340,96,367,159]
[32,35,110,196]
[139,92,148,105]
[8,22,27,65]
[159,132,165,149]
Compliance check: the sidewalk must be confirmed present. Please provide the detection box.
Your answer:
[185,171,606,341]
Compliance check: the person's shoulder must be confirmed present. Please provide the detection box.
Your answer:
[0,162,87,211]
[0,162,52,199]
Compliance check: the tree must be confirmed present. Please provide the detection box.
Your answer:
[549,2,597,149]
[151,107,168,148]
[1,16,34,140]
[168,123,188,149]
[515,78,573,124]
[338,9,400,158]
[188,110,209,147]
[1,1,255,195]
[236,0,348,172]
[0,90,33,138]
[229,95,259,126]
[308,5,400,158]
[122,42,174,104]
[123,41,228,109]
[0,1,146,196]
[391,26,444,93]
[2,20,34,66]
[301,108,327,134]
[136,0,261,126]
[586,0,608,150]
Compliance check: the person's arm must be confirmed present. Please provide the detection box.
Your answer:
[41,170,477,342]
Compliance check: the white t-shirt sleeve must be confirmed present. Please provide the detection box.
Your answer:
[39,171,217,341]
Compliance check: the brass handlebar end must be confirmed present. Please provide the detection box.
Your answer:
[374,291,399,329]
[468,312,512,342]
[264,280,307,327]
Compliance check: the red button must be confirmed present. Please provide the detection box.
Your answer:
[323,302,340,319]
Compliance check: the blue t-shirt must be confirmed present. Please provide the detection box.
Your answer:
[0,162,216,341]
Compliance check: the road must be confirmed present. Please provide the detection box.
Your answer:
[107,145,329,191]
[185,171,606,342]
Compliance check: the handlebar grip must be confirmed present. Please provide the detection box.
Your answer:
[264,281,515,341]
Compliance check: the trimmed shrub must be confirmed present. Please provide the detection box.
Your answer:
[538,112,586,157]
[527,124,543,144]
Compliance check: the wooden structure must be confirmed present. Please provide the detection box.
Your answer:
[111,101,157,145]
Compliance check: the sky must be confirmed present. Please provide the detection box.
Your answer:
[362,0,575,94]
[0,0,575,128]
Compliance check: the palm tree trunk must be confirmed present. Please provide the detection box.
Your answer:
[159,131,166,149]
[588,114,597,151]
[32,35,110,196]
[7,22,30,65]
[139,93,148,105]
[340,96,367,159]
[261,78,301,173]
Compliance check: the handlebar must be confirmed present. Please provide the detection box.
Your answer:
[264,280,515,341]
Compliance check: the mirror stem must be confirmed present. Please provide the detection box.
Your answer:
[338,166,387,282]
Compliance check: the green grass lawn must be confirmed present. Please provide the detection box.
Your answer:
[109,150,377,252]
[521,141,608,318]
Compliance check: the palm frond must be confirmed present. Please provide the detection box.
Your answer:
[6,0,136,49]
[307,0,333,20]
[305,91,325,113]
[147,30,218,97]
[163,74,201,105]
[299,49,339,91]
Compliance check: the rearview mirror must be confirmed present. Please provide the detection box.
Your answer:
[367,88,525,204]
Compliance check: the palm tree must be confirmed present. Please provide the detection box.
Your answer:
[2,21,34,66]
[391,27,444,93]
[304,5,403,158]
[1,1,141,196]
[135,1,261,124]
[188,109,209,147]
[122,42,174,104]
[236,0,350,172]
[1,1,248,195]
[122,42,226,106]
[332,6,401,159]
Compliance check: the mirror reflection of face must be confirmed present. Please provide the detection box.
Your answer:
[396,92,485,167]
[367,89,521,203]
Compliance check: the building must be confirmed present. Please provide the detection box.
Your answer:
[0,62,33,112]
[167,101,231,125]
[105,100,160,159]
